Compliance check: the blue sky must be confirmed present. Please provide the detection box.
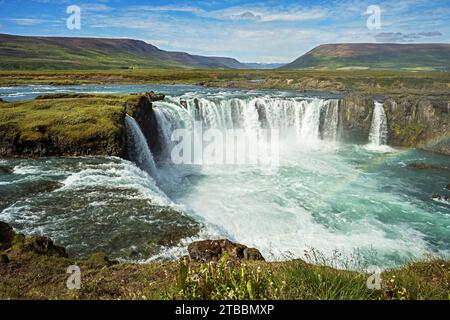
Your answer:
[0,0,449,63]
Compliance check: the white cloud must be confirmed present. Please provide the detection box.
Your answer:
[10,18,46,25]
[132,4,327,22]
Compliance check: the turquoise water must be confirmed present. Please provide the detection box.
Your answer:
[0,85,449,269]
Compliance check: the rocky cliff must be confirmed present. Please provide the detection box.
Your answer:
[0,92,164,158]
[340,94,450,155]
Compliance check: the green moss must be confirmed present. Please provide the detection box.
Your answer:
[0,93,139,156]
[391,122,427,145]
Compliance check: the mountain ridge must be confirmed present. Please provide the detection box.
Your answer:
[0,33,247,70]
[282,43,450,71]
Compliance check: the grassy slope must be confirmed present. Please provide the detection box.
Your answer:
[0,34,245,70]
[282,44,450,71]
[1,239,449,300]
[0,94,130,146]
[1,69,450,96]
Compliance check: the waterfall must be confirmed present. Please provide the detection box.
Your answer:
[322,99,340,141]
[153,97,341,145]
[124,115,159,180]
[368,102,388,146]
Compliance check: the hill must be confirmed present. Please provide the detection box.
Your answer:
[282,43,450,71]
[0,33,247,70]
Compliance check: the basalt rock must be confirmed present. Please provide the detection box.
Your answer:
[144,91,165,102]
[340,94,374,144]
[125,93,162,155]
[384,96,449,154]
[0,221,15,251]
[187,239,265,262]
[22,236,68,258]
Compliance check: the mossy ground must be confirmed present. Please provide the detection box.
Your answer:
[0,94,130,144]
[1,240,448,300]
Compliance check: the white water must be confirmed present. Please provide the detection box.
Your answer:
[368,102,388,146]
[124,115,159,181]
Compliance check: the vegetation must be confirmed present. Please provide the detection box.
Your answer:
[0,33,245,70]
[1,69,450,96]
[282,44,450,71]
[1,235,449,300]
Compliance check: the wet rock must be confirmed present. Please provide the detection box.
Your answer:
[432,194,450,202]
[407,162,440,170]
[180,100,188,109]
[447,183,450,190]
[23,236,68,258]
[0,253,8,263]
[144,91,165,102]
[0,166,13,174]
[0,221,15,251]
[187,239,265,262]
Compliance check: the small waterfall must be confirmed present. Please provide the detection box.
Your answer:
[322,99,340,141]
[369,102,388,146]
[124,115,159,180]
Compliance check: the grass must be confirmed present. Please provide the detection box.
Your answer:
[1,238,449,300]
[0,93,142,156]
[1,69,449,96]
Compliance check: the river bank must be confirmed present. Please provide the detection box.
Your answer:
[1,221,449,300]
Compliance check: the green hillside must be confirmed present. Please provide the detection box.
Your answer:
[282,43,450,71]
[0,33,247,70]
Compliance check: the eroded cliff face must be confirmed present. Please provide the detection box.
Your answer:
[0,92,164,158]
[340,93,450,155]
[124,92,164,158]
[384,96,449,154]
[340,94,374,144]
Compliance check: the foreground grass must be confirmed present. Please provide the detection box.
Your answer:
[1,242,449,300]
[1,69,450,96]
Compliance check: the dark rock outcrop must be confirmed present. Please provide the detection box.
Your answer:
[0,221,15,251]
[340,94,374,143]
[22,236,68,258]
[187,239,265,262]
[125,93,162,155]
[0,221,67,258]
[340,93,450,155]
[384,96,449,154]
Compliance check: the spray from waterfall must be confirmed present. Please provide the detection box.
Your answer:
[369,102,388,146]
[124,115,159,181]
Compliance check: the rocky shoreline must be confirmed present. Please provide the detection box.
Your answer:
[1,220,449,300]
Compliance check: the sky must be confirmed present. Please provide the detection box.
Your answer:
[0,0,449,63]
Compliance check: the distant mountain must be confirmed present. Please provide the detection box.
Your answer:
[282,43,450,71]
[245,62,286,69]
[0,33,247,70]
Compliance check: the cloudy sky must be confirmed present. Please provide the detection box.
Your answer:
[0,0,449,63]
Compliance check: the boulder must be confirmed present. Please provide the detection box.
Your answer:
[446,183,450,190]
[187,239,265,262]
[145,91,165,102]
[0,221,15,251]
[22,235,68,258]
